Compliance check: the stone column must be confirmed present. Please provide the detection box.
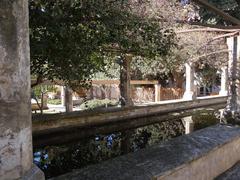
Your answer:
[61,86,65,106]
[121,130,133,154]
[219,66,228,96]
[154,84,161,102]
[224,36,240,124]
[183,63,196,100]
[0,1,44,179]
[182,116,194,134]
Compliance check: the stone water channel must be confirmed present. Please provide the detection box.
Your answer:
[33,106,223,179]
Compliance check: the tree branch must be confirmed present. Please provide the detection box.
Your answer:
[190,49,230,62]
[235,0,240,6]
[210,31,240,42]
[196,32,238,53]
[31,75,43,88]
[192,0,240,25]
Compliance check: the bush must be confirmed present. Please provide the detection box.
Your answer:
[47,99,61,105]
[80,99,118,110]
[193,112,219,130]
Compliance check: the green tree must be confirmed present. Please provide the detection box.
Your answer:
[29,0,176,89]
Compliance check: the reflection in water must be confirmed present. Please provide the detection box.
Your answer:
[34,112,219,178]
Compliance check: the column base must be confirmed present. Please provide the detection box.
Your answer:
[219,90,228,96]
[183,91,196,100]
[22,164,45,180]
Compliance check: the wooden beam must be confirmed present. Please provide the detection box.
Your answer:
[210,31,240,42]
[176,20,240,30]
[177,28,240,34]
[92,80,120,85]
[130,80,158,85]
[192,0,240,25]
[31,79,159,86]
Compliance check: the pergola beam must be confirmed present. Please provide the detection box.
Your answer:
[177,28,240,34]
[177,20,240,30]
[192,0,240,25]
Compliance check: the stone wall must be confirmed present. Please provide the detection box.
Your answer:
[0,1,44,179]
[54,125,240,180]
[32,96,227,146]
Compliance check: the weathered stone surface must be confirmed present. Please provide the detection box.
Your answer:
[224,36,240,123]
[53,125,240,180]
[22,164,45,180]
[0,1,44,179]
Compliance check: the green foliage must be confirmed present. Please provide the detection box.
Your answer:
[80,99,118,110]
[131,120,185,148]
[89,1,228,85]
[92,56,120,80]
[34,136,122,178]
[193,112,219,130]
[47,99,61,105]
[33,85,57,98]
[29,0,176,89]
[96,1,229,88]
[195,64,219,86]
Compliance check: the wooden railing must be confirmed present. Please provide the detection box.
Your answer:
[32,79,184,103]
[160,88,184,101]
[73,80,158,98]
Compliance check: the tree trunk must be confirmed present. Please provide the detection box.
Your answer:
[65,87,73,112]
[119,54,133,107]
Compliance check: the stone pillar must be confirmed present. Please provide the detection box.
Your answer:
[219,66,228,96]
[119,54,133,106]
[183,63,196,100]
[61,86,65,106]
[154,84,161,102]
[224,36,240,124]
[65,87,73,112]
[0,1,44,179]
[182,116,194,134]
[121,130,133,154]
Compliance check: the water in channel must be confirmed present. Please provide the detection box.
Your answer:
[33,110,220,179]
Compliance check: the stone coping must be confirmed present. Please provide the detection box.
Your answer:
[53,124,240,180]
[33,96,227,135]
[33,96,227,121]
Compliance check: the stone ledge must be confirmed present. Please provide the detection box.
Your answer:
[22,164,45,180]
[53,124,240,180]
[33,96,227,135]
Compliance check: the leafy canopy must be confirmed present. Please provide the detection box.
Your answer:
[29,0,176,88]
